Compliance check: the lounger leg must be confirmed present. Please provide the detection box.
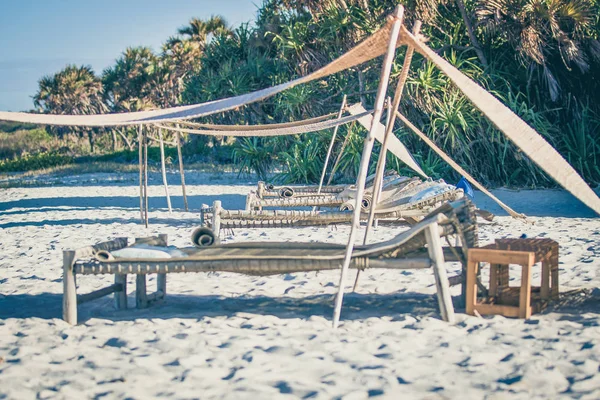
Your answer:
[136,275,148,309]
[63,250,77,325]
[115,274,127,310]
[213,201,222,244]
[425,223,455,323]
[157,234,167,298]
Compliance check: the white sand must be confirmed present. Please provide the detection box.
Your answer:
[1,171,599,399]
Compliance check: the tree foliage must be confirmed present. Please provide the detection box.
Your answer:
[29,0,600,186]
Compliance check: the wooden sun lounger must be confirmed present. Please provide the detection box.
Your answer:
[62,199,477,325]
[246,178,460,212]
[257,170,401,199]
[204,181,463,236]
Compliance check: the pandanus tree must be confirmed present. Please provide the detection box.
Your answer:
[33,65,107,152]
[174,15,233,52]
[102,47,158,150]
[476,0,600,101]
[102,46,157,111]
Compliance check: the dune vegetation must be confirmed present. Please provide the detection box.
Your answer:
[1,0,599,187]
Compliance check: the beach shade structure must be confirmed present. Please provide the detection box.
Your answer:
[3,6,600,327]
[0,11,596,216]
[61,198,477,325]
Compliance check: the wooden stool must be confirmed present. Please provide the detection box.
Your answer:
[467,249,536,318]
[494,238,559,301]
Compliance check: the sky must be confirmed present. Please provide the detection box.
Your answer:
[0,0,259,112]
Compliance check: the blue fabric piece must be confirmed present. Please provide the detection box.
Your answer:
[456,177,474,198]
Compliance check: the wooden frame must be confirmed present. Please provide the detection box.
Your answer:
[62,236,168,325]
[466,248,536,318]
[62,199,478,325]
[63,229,455,325]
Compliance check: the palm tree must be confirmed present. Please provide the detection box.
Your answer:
[102,46,157,112]
[33,65,107,152]
[476,0,600,101]
[176,15,232,50]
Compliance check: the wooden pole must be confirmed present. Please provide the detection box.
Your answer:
[158,128,172,213]
[63,250,77,324]
[157,233,167,297]
[213,200,222,243]
[114,274,127,310]
[332,5,405,329]
[316,95,348,199]
[363,21,422,245]
[425,222,455,323]
[352,96,391,292]
[136,275,148,308]
[144,128,149,228]
[138,125,144,224]
[175,127,189,212]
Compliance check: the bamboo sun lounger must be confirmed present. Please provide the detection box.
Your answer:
[200,178,464,237]
[62,199,477,325]
[258,170,401,199]
[246,176,461,212]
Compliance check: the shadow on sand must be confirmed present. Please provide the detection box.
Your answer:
[3,289,600,325]
[0,291,443,323]
[0,194,247,228]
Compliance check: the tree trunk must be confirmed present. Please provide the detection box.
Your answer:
[111,130,118,151]
[456,0,488,67]
[118,128,134,151]
[358,69,367,107]
[87,130,95,153]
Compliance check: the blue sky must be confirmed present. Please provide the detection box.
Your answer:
[0,0,259,111]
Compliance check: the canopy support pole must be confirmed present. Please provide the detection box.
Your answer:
[175,127,189,212]
[158,128,172,213]
[138,125,144,224]
[143,128,149,228]
[396,110,525,219]
[364,21,422,243]
[314,94,347,211]
[353,21,422,292]
[332,5,404,329]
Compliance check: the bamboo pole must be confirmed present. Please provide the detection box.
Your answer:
[114,274,127,310]
[425,222,455,323]
[143,128,149,228]
[138,125,144,224]
[175,126,189,212]
[158,128,172,213]
[157,233,167,297]
[326,127,352,186]
[316,95,348,201]
[363,21,422,245]
[395,110,525,219]
[332,5,405,329]
[62,250,77,325]
[352,97,392,292]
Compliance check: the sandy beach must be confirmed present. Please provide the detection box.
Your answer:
[1,171,599,399]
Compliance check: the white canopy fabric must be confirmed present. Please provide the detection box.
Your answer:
[0,19,398,127]
[174,112,338,131]
[347,104,427,178]
[155,110,370,137]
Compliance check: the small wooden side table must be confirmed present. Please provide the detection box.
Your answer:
[494,238,559,300]
[467,249,535,318]
[466,238,559,319]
